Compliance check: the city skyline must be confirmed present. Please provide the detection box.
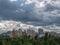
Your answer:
[0,20,60,34]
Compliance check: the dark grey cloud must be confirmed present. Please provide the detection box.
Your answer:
[0,0,60,26]
[44,4,60,12]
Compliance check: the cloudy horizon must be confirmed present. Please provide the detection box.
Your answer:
[0,0,60,26]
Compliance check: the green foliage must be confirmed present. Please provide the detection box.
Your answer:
[0,33,60,45]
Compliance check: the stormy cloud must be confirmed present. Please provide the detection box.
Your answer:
[0,0,60,26]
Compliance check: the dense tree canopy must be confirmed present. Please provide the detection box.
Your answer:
[0,33,60,45]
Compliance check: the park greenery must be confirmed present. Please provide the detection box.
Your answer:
[0,33,60,45]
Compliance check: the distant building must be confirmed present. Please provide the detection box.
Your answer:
[38,28,44,34]
[22,30,27,35]
[27,29,35,37]
[57,33,60,37]
[38,28,45,37]
[11,28,17,37]
[49,32,59,37]
[17,28,22,37]
[11,28,23,37]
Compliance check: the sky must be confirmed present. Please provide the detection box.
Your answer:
[0,0,60,26]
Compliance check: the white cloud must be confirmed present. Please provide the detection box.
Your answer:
[25,0,33,4]
[35,1,45,8]
[20,3,24,7]
[51,1,60,7]
[9,0,17,2]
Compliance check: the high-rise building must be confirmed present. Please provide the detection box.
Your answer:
[27,29,35,37]
[22,30,27,35]
[38,28,44,34]
[11,28,23,37]
[11,28,17,37]
[17,28,22,37]
[38,28,44,37]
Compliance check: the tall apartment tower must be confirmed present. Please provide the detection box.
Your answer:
[22,30,27,35]
[17,28,22,37]
[11,28,17,37]
[38,28,44,37]
[27,29,35,37]
[38,28,44,34]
